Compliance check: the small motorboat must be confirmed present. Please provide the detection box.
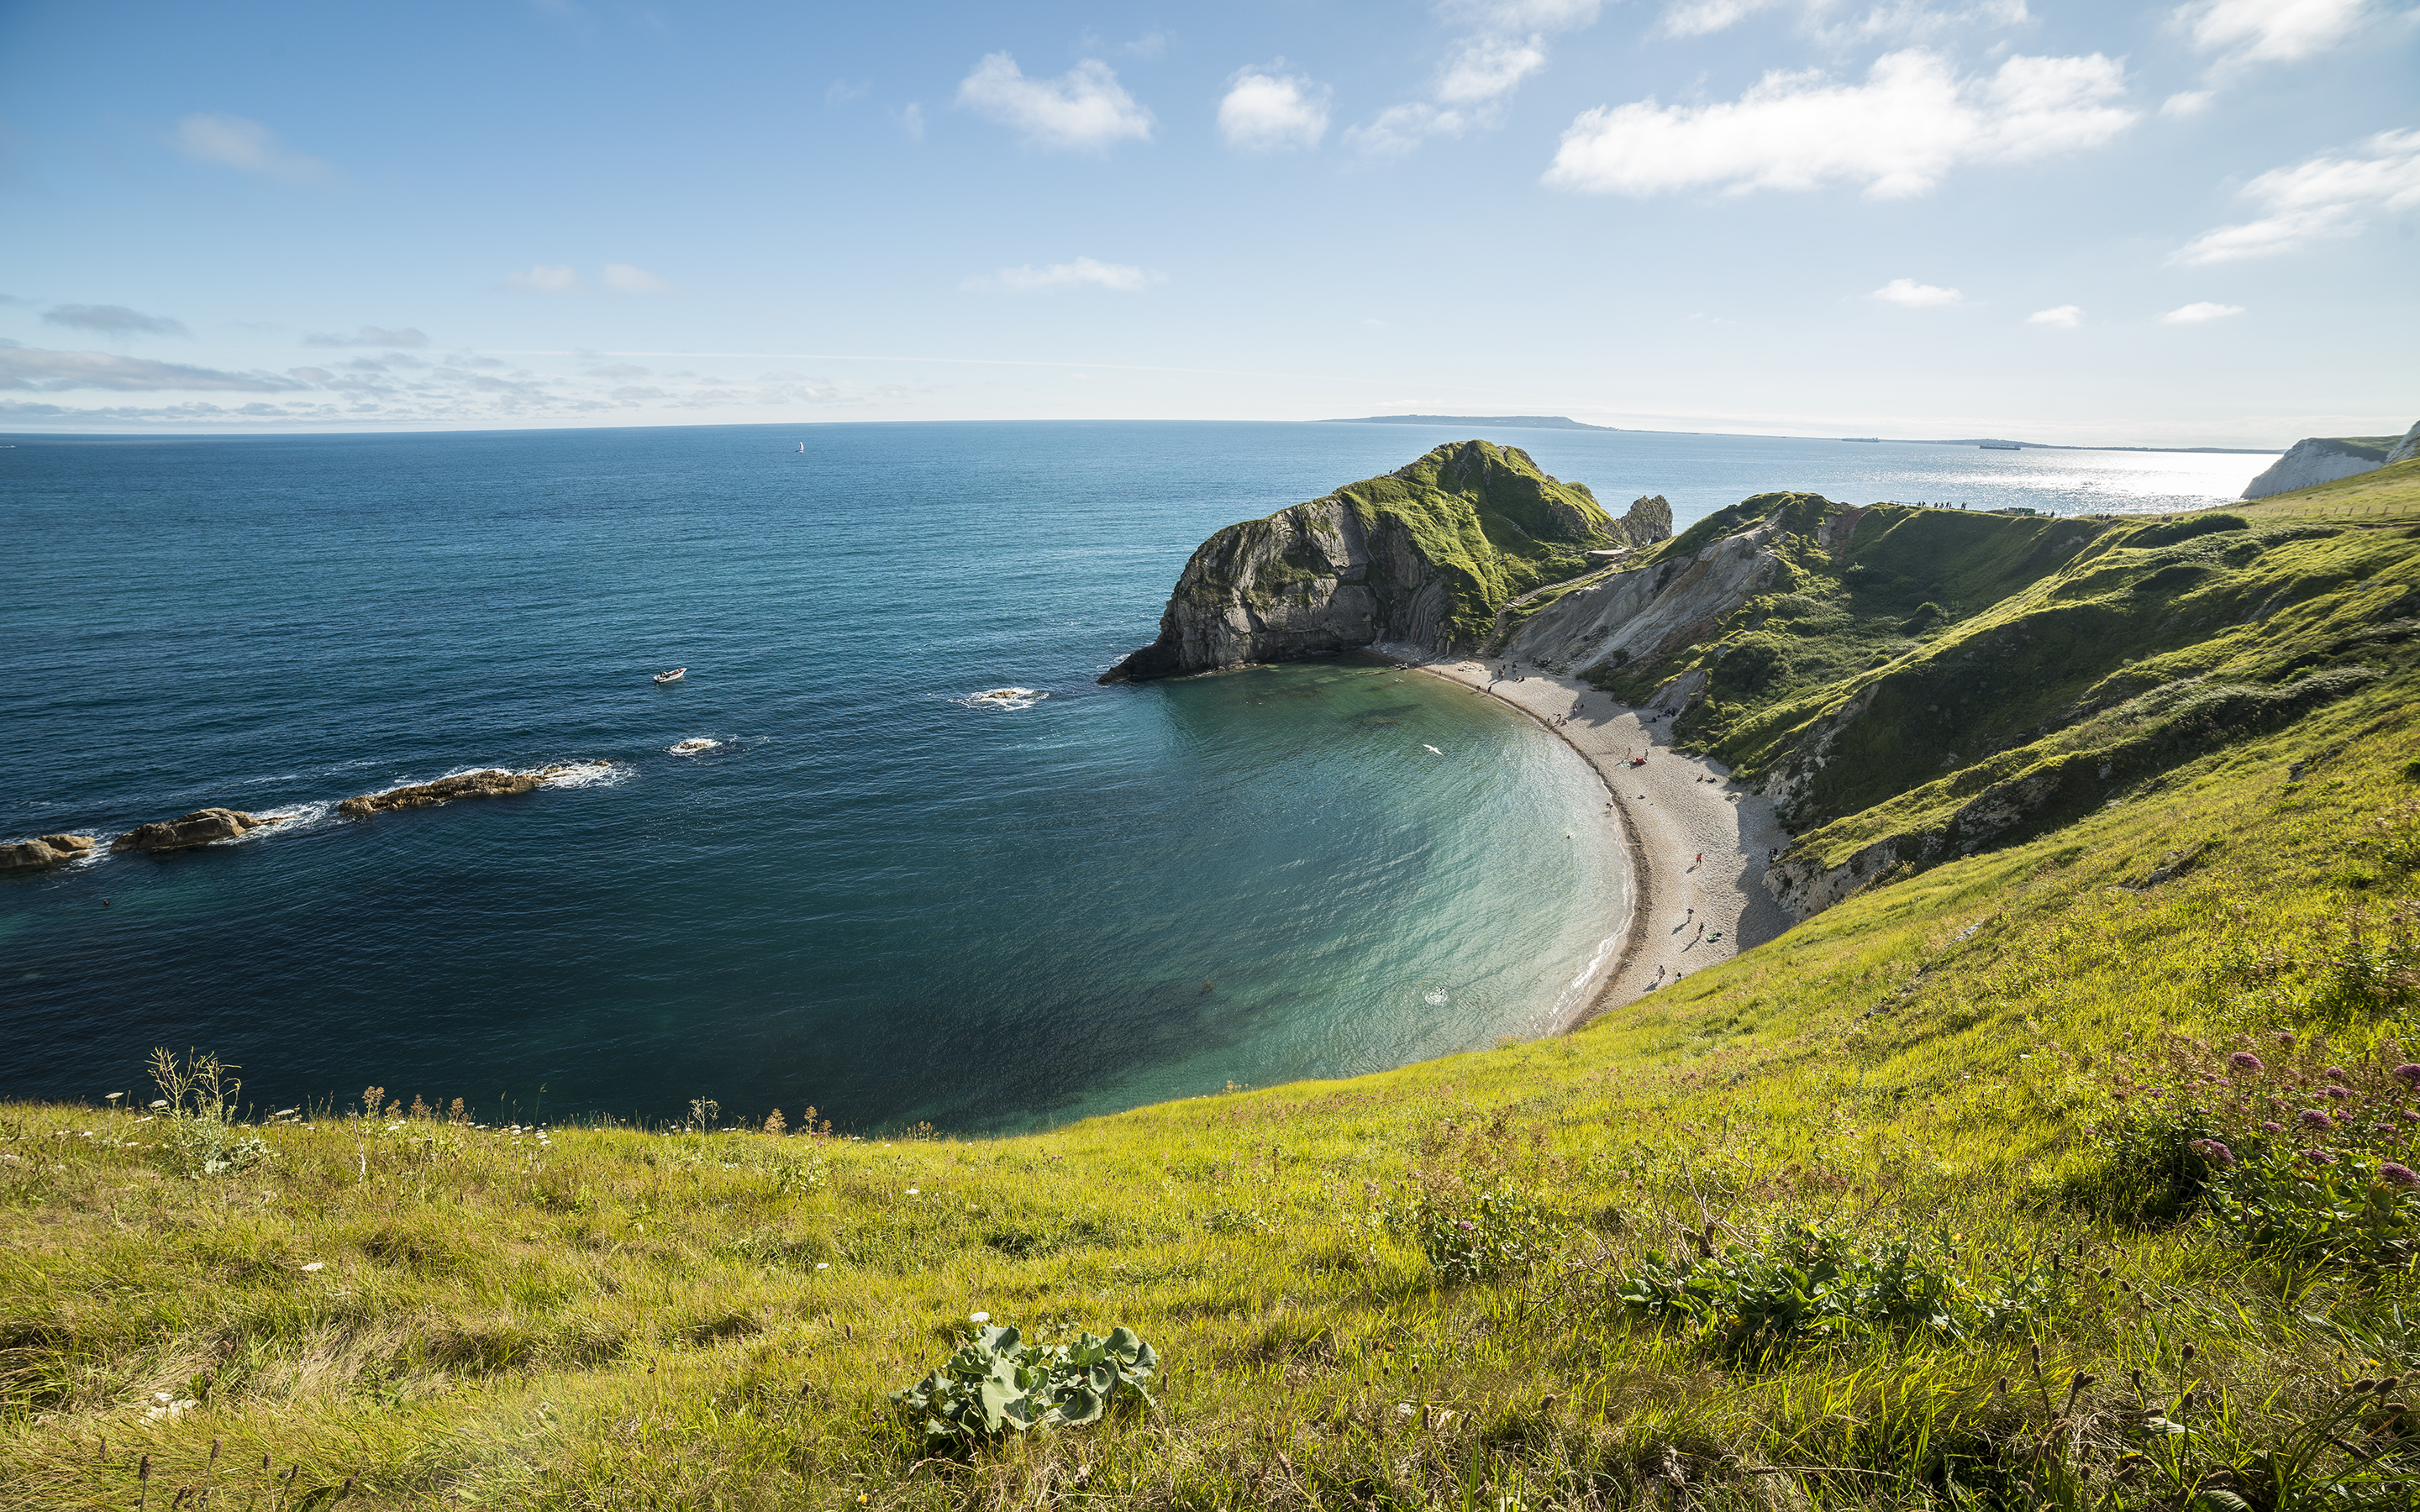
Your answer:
[654,668,687,685]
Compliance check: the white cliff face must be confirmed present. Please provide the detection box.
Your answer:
[2240,438,2386,499]
[1502,521,1784,685]
[2388,422,2420,466]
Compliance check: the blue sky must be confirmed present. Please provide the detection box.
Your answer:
[1,0,2412,444]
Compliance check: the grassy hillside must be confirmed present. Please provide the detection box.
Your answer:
[7,470,2420,1510]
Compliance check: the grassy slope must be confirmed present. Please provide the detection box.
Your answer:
[7,474,2420,1510]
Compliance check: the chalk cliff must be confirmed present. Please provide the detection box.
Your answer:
[1101,441,1670,681]
[2240,435,2396,499]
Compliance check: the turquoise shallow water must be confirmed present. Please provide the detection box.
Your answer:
[0,421,2263,1128]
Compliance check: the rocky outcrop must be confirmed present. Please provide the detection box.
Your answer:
[2241,436,2391,499]
[2,834,97,871]
[1101,442,1669,681]
[337,764,602,817]
[112,809,281,853]
[2388,422,2420,466]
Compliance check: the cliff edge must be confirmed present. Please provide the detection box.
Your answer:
[1100,441,1670,681]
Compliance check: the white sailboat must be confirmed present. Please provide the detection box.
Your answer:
[654,667,687,685]
[797,442,804,453]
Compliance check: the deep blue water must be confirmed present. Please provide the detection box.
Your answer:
[0,422,2265,1129]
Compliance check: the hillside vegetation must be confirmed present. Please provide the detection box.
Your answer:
[6,467,2420,1510]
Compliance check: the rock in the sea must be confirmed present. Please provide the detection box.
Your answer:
[2240,435,2396,500]
[111,809,280,853]
[336,764,599,817]
[1100,441,1669,681]
[1,833,98,871]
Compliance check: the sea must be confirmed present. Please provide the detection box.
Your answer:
[0,422,2273,1131]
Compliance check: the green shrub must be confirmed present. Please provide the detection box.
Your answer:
[1410,1186,1563,1284]
[147,1047,267,1179]
[888,1323,1157,1448]
[1617,1222,2054,1361]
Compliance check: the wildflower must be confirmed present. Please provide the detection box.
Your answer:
[2324,1086,2353,1102]
[2401,1109,2420,1124]
[2324,1067,2351,1084]
[1456,1219,1476,1231]
[906,1188,918,1195]
[2393,1063,2420,1089]
[2275,1032,2295,1045]
[2261,1120,2284,1132]
[816,1262,830,1270]
[300,1262,326,1273]
[2229,1052,2265,1074]
[2189,1138,2236,1169]
[2302,1148,2337,1167]
[2297,1109,2336,1130]
[969,1311,990,1323]
[2378,1163,2420,1190]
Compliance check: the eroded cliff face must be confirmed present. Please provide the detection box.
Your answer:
[1502,518,1788,691]
[1101,440,1666,681]
[2240,437,2391,499]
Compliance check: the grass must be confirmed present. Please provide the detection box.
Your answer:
[7,471,2420,1509]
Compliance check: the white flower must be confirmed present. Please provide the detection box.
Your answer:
[969,1311,990,1323]
[906,1188,919,1195]
[301,1261,326,1273]
[816,1262,831,1270]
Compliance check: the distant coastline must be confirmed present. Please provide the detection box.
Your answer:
[1318,413,2282,455]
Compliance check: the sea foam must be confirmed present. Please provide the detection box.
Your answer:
[960,687,1048,711]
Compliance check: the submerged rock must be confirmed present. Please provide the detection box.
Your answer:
[336,764,601,817]
[2,833,98,871]
[1101,441,1669,681]
[112,809,280,853]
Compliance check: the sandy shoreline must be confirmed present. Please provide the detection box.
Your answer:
[1407,654,1793,1031]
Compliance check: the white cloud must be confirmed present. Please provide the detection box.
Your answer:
[2028,303,2084,325]
[1218,66,1332,151]
[955,54,1154,152]
[2161,301,2245,323]
[824,79,872,107]
[602,263,673,294]
[1544,48,2136,198]
[170,113,337,185]
[2160,89,2215,117]
[0,344,307,392]
[2176,0,2386,66]
[1870,276,1965,306]
[1438,34,1551,103]
[507,265,581,294]
[1351,0,1607,158]
[961,257,1167,293]
[302,325,429,348]
[1657,0,2034,42]
[2170,129,2420,265]
[42,304,188,339]
[1345,103,1477,156]
[898,103,926,140]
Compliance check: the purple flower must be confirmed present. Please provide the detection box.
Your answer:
[2378,1163,2420,1190]
[2275,1032,2296,1047]
[2261,1121,2284,1133]
[2297,1109,2336,1130]
[2393,1063,2420,1089]
[2323,1086,2353,1102]
[2402,1109,2420,1125]
[1456,1220,1475,1231]
[2229,1052,2265,1074]
[2324,1067,2351,1084]
[2190,1138,2237,1169]
[2302,1148,2337,1167]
